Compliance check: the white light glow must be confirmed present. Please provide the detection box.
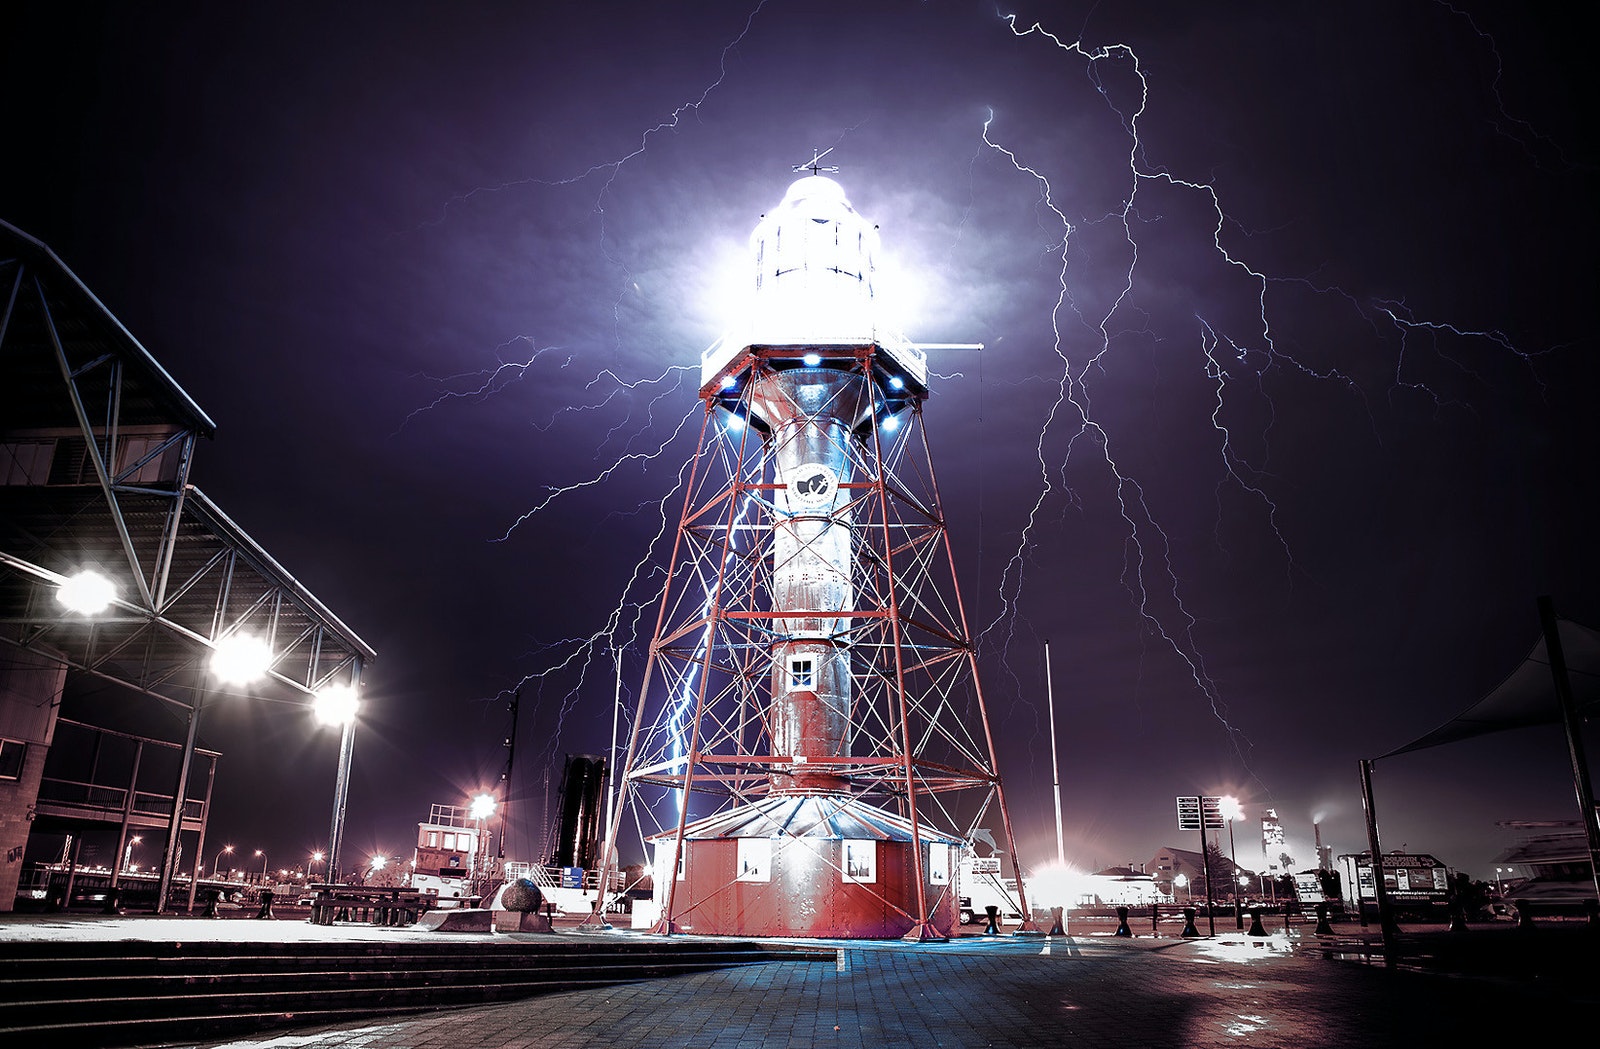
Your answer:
[57,570,117,614]
[313,683,360,726]
[725,413,745,432]
[802,352,821,367]
[469,792,497,820]
[1220,795,1244,821]
[1026,861,1088,909]
[882,416,900,433]
[210,633,273,684]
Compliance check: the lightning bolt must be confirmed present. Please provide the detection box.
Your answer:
[983,8,1567,798]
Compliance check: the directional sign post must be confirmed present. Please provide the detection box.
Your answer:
[1175,795,1223,935]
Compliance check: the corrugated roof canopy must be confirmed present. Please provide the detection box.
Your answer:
[1381,617,1600,758]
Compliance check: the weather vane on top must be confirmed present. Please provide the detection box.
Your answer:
[793,147,840,176]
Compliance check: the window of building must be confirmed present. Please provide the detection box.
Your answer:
[426,831,439,848]
[928,842,950,885]
[788,657,814,692]
[738,838,772,882]
[0,441,53,486]
[115,434,172,484]
[0,738,24,780]
[843,840,876,884]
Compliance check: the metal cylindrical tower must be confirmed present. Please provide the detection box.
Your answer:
[595,174,1037,940]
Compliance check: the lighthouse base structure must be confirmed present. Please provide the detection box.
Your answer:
[648,796,960,939]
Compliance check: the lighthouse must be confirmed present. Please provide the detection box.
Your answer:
[597,172,1037,940]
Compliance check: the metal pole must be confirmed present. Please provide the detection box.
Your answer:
[325,662,362,885]
[1045,641,1064,867]
[156,687,204,913]
[1198,821,1215,937]
[1537,596,1600,906]
[1229,818,1241,929]
[605,649,621,863]
[1359,757,1399,945]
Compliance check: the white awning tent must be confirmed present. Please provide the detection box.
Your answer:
[1362,599,1600,934]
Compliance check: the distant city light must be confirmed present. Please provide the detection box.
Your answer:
[56,569,117,614]
[312,683,360,726]
[210,633,273,684]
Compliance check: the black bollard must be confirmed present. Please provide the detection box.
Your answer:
[1048,906,1065,936]
[1180,906,1200,938]
[1247,909,1267,937]
[1314,902,1334,936]
[203,891,221,919]
[1447,900,1468,933]
[983,905,1001,936]
[1586,900,1599,929]
[1114,906,1132,937]
[1514,900,1534,930]
[255,888,276,920]
[101,887,122,915]
[1152,902,1160,935]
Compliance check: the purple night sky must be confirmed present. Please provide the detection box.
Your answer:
[4,1,1594,884]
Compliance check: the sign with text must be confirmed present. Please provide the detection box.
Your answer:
[1176,796,1226,831]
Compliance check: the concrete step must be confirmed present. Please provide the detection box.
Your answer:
[0,935,831,1046]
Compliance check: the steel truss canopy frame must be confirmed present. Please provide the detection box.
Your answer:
[0,220,374,706]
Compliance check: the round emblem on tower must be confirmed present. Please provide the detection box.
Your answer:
[788,463,839,509]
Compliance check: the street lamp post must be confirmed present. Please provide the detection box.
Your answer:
[212,844,234,878]
[314,677,362,885]
[1221,796,1244,929]
[255,850,267,883]
[1174,872,1188,903]
[124,835,142,874]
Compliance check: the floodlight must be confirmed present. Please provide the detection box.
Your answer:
[210,633,273,684]
[313,683,360,726]
[57,570,117,614]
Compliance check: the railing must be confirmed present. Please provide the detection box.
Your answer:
[35,778,205,821]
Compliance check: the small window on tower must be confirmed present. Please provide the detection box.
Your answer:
[789,657,814,692]
[738,838,772,882]
[843,840,876,884]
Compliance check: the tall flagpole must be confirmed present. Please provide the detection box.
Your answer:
[1046,641,1064,866]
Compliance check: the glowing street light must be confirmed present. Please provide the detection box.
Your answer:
[213,844,234,878]
[255,849,268,882]
[57,569,117,615]
[1220,795,1245,929]
[124,835,142,873]
[1173,872,1189,903]
[313,683,359,727]
[210,633,273,685]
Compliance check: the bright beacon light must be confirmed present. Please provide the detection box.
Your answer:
[57,570,117,614]
[802,352,821,367]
